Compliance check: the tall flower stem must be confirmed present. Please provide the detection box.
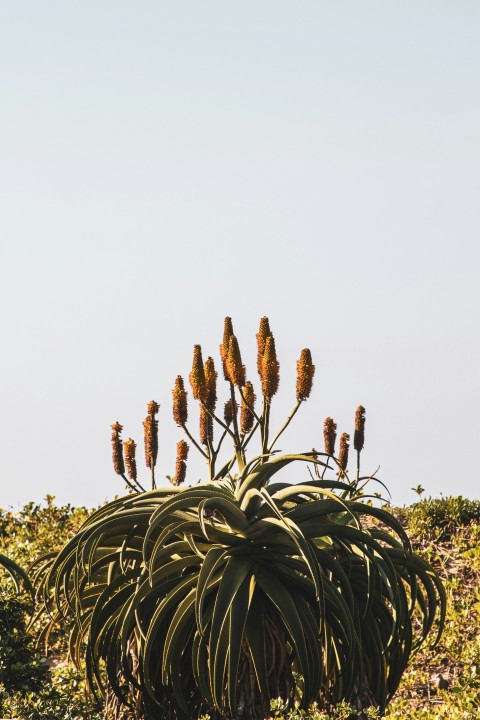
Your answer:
[267,400,302,453]
[230,384,245,472]
[181,424,208,459]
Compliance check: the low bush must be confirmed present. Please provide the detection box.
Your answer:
[401,495,480,541]
[1,665,104,720]
[0,592,49,716]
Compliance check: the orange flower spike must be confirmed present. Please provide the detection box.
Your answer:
[204,357,218,413]
[189,345,207,402]
[199,406,213,446]
[256,316,271,378]
[261,335,280,400]
[338,433,350,472]
[143,401,159,469]
[175,440,189,485]
[354,405,366,452]
[220,317,234,381]
[296,348,315,402]
[123,438,137,483]
[323,417,337,456]
[224,398,238,427]
[111,422,125,475]
[172,376,188,426]
[240,381,256,435]
[226,335,246,388]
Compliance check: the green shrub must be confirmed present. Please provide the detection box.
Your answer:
[1,665,104,720]
[0,593,50,715]
[402,495,480,541]
[0,495,91,569]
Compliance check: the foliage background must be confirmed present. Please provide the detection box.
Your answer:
[0,494,479,719]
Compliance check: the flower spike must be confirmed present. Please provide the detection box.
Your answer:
[296,348,315,402]
[111,422,125,476]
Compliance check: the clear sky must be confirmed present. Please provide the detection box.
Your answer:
[1,2,479,509]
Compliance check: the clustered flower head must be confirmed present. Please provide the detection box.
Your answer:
[256,316,271,377]
[143,400,159,470]
[173,440,189,486]
[338,433,350,472]
[226,335,246,388]
[224,398,237,427]
[240,381,256,435]
[261,335,280,400]
[199,406,213,446]
[111,422,125,476]
[323,417,337,456]
[189,345,206,402]
[354,405,366,452]
[123,438,137,483]
[220,317,234,381]
[203,357,217,413]
[296,348,315,402]
[172,376,188,426]
[110,317,367,489]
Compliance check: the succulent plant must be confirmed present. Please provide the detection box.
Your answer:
[37,318,446,719]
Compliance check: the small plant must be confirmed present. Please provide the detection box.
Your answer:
[38,318,446,719]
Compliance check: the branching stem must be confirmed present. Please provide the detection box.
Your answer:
[267,400,302,453]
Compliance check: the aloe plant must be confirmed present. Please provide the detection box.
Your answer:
[37,318,445,719]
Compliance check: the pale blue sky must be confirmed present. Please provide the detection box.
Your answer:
[1,2,479,508]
